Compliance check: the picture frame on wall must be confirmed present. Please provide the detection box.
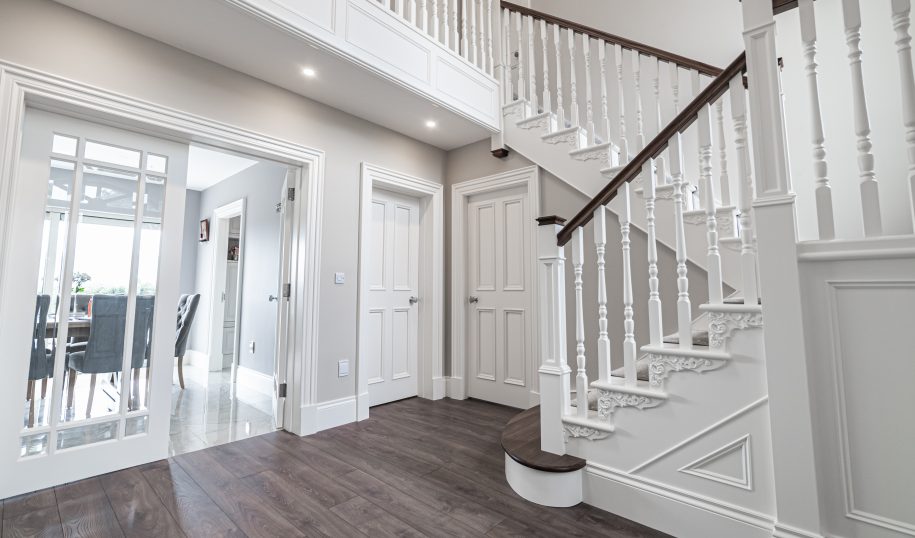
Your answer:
[199,218,210,242]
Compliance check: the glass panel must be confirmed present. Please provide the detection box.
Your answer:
[56,420,118,450]
[61,165,140,423]
[125,415,148,436]
[146,154,167,174]
[84,140,141,169]
[51,135,78,157]
[20,432,50,458]
[24,159,74,431]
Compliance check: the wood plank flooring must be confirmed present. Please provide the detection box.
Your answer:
[1,397,670,538]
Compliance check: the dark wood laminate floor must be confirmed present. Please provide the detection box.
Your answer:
[1,397,670,538]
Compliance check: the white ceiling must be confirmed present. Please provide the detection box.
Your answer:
[186,145,258,191]
[52,0,492,150]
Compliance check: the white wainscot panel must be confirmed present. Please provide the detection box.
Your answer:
[435,55,498,122]
[345,2,431,85]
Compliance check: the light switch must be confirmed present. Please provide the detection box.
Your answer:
[338,359,349,377]
[334,272,345,284]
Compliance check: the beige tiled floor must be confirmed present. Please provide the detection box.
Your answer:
[168,362,276,456]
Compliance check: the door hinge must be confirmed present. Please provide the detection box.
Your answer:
[287,187,295,202]
[277,383,287,398]
[282,283,291,298]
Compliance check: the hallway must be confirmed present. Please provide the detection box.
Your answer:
[0,398,667,537]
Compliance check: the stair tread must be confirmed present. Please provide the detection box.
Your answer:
[501,406,586,472]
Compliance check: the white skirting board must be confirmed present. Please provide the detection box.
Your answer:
[583,463,775,538]
[299,396,358,435]
[236,366,273,396]
[446,376,466,400]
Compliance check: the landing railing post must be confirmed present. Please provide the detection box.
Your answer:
[537,216,571,455]
[742,0,823,535]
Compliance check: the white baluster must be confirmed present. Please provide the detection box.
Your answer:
[568,30,580,128]
[599,41,612,150]
[715,99,732,206]
[452,0,460,53]
[891,0,915,229]
[407,0,416,25]
[571,227,588,418]
[619,182,637,384]
[486,0,494,74]
[583,34,595,145]
[540,19,552,115]
[431,0,439,40]
[632,51,645,151]
[395,0,404,18]
[419,0,428,32]
[645,160,663,346]
[670,61,681,114]
[799,0,834,239]
[554,24,566,128]
[614,44,629,162]
[669,133,693,349]
[503,8,512,102]
[515,12,524,102]
[842,0,883,236]
[461,0,469,59]
[698,103,724,304]
[527,15,537,111]
[593,207,611,383]
[691,70,703,209]
[730,76,760,305]
[652,58,662,139]
[470,0,478,66]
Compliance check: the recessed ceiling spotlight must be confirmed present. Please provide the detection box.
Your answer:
[425,120,437,128]
[302,67,316,78]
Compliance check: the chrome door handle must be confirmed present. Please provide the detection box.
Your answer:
[468,296,479,304]
[268,295,278,302]
[409,296,419,305]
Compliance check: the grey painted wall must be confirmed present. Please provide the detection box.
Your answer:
[185,161,288,375]
[179,189,201,296]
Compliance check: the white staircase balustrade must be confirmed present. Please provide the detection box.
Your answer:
[891,0,915,230]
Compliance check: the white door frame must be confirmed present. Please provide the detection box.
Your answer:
[207,198,246,377]
[450,165,540,406]
[357,163,443,420]
[0,62,325,488]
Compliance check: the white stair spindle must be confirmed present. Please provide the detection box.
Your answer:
[461,0,469,59]
[670,62,681,114]
[715,99,732,206]
[615,44,629,162]
[568,30,580,128]
[486,0,494,74]
[571,227,588,418]
[554,25,565,128]
[452,0,460,53]
[395,0,405,18]
[619,182,637,384]
[419,0,428,32]
[431,0,439,40]
[652,57,662,139]
[698,103,724,304]
[842,0,883,236]
[730,75,760,306]
[669,133,693,349]
[632,51,645,151]
[891,0,915,229]
[645,160,663,346]
[407,0,416,25]
[515,12,525,101]
[527,15,537,111]
[691,70,703,209]
[583,34,595,144]
[599,41,612,150]
[470,0,478,66]
[593,207,611,383]
[502,9,512,101]
[799,0,834,239]
[540,19,552,115]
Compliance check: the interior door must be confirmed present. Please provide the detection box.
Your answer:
[0,108,188,499]
[466,187,533,409]
[272,169,297,428]
[365,188,420,406]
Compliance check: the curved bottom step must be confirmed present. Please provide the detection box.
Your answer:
[501,406,585,507]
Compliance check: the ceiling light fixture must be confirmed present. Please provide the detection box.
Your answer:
[425,120,437,128]
[302,67,316,78]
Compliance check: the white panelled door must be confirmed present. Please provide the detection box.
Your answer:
[365,188,420,406]
[466,187,533,409]
[0,109,188,499]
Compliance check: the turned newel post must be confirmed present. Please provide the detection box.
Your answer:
[537,216,570,456]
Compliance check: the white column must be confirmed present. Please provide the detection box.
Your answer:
[554,25,565,128]
[668,133,692,350]
[715,100,732,206]
[632,51,645,151]
[537,218,571,455]
[615,44,629,162]
[526,15,537,111]
[571,227,588,418]
[699,103,723,304]
[645,160,663,345]
[583,34,595,145]
[593,207,611,383]
[842,0,883,236]
[891,0,915,230]
[730,76,760,305]
[568,30,580,128]
[540,19,552,115]
[599,41,612,150]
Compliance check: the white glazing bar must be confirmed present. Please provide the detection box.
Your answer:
[891,0,915,229]
[698,104,723,304]
[593,207,611,384]
[540,19,552,115]
[842,0,883,236]
[645,160,663,345]
[599,41,612,149]
[516,11,525,101]
[554,24,566,128]
[632,51,645,151]
[729,75,760,305]
[800,0,834,239]
[615,44,629,162]
[619,182,637,384]
[527,15,537,110]
[571,227,588,418]
[568,30,580,128]
[668,132,693,349]
[486,0,494,74]
[715,99,732,206]
[583,34,595,144]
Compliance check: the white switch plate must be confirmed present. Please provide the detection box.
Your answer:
[338,359,349,377]
[334,272,345,284]
[249,341,255,353]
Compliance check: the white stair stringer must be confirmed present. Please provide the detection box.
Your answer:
[504,100,743,290]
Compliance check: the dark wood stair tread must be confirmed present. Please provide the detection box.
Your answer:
[500,406,586,473]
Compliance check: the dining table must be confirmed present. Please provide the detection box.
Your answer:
[45,316,91,340]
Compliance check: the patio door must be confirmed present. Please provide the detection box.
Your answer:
[0,108,188,499]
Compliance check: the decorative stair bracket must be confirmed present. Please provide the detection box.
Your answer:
[645,350,731,390]
[705,306,764,350]
[562,415,614,441]
[596,389,665,419]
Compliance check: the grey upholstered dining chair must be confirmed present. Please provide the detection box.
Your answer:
[174,294,200,389]
[26,295,52,427]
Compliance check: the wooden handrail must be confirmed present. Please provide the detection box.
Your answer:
[500,1,723,77]
[557,52,747,247]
